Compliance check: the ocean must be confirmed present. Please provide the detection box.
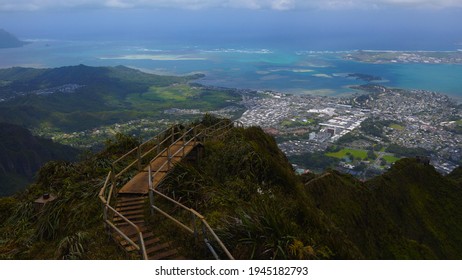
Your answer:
[1,39,462,101]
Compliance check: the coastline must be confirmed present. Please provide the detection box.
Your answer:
[1,41,462,100]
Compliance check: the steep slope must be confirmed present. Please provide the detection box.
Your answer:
[301,159,462,259]
[0,119,461,259]
[0,123,80,196]
[368,159,462,258]
[0,132,139,259]
[160,125,462,259]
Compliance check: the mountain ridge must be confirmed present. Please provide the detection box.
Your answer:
[0,119,461,260]
[0,29,27,49]
[0,122,80,196]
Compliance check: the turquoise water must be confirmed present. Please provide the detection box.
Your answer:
[1,40,462,101]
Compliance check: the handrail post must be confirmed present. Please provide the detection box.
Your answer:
[167,146,171,169]
[103,205,109,232]
[193,126,197,146]
[192,212,198,243]
[171,127,175,144]
[138,232,148,260]
[182,131,186,158]
[156,136,160,154]
[137,145,142,172]
[148,166,155,216]
[111,165,116,189]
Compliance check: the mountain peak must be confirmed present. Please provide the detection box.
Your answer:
[0,28,27,49]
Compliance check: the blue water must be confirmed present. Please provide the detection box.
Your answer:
[1,39,462,101]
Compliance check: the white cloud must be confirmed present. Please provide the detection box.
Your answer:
[105,0,134,8]
[1,0,462,11]
[271,0,295,10]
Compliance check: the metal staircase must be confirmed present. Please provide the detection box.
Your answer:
[99,120,240,260]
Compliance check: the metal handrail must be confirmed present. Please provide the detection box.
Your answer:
[99,171,148,259]
[147,122,237,260]
[100,119,239,260]
[113,127,171,165]
[149,182,235,260]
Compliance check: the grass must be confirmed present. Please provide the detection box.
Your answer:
[281,118,314,128]
[149,84,199,102]
[383,155,400,163]
[0,66,243,134]
[326,148,368,160]
[390,124,405,131]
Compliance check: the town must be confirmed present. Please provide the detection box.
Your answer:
[344,50,462,64]
[36,83,461,178]
[237,85,461,176]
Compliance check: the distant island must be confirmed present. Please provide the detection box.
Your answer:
[344,50,462,64]
[347,73,382,82]
[0,29,27,49]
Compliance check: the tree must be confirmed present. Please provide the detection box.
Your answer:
[367,150,377,160]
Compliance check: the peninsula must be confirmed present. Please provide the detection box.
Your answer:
[0,29,27,49]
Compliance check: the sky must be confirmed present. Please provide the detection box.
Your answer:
[1,0,462,50]
[1,0,462,11]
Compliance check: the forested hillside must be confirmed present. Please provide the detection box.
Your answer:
[0,118,461,259]
[0,123,80,196]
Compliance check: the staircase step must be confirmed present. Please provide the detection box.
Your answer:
[141,231,155,240]
[119,237,140,247]
[114,221,144,228]
[116,202,145,209]
[116,209,145,217]
[114,219,145,228]
[144,236,161,246]
[114,214,144,221]
[116,204,144,212]
[149,249,179,260]
[116,199,146,208]
[118,196,146,203]
[146,242,170,255]
[124,245,138,252]
[116,224,147,236]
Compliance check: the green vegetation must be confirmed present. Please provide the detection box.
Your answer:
[390,123,405,130]
[448,120,462,135]
[281,118,314,128]
[0,123,80,196]
[0,65,243,134]
[1,117,461,260]
[326,148,368,160]
[383,155,400,163]
[360,118,394,139]
[290,152,340,173]
[336,133,371,146]
[386,144,431,158]
[153,120,462,259]
[0,133,140,259]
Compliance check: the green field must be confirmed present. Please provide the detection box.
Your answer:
[326,148,368,160]
[383,155,400,163]
[0,66,243,134]
[390,123,405,130]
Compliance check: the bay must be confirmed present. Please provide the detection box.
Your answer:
[1,39,462,101]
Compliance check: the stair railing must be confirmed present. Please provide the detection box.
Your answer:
[148,167,235,260]
[147,120,239,260]
[99,126,180,260]
[98,173,148,259]
[99,119,239,260]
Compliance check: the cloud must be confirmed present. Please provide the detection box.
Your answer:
[1,0,462,11]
